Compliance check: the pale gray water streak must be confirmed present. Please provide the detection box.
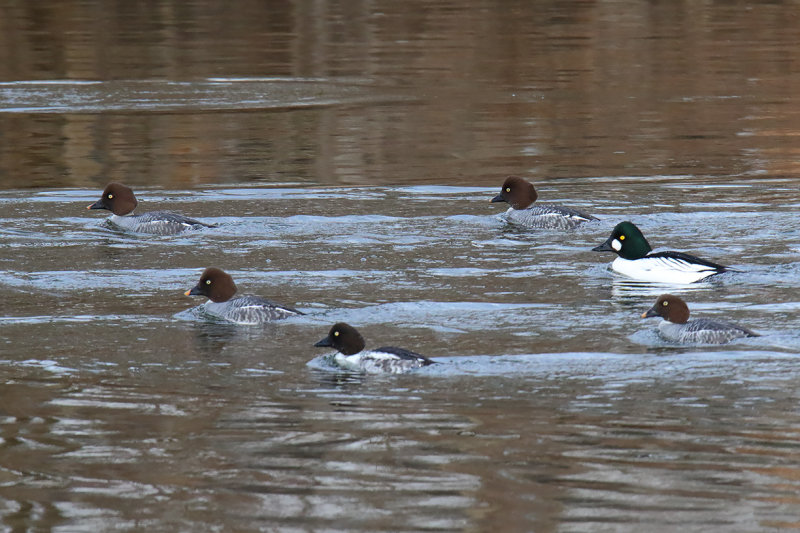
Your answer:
[0,79,410,113]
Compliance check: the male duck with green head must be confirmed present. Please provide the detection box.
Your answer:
[592,221,730,283]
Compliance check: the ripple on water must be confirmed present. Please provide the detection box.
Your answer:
[0,78,414,113]
[2,181,800,531]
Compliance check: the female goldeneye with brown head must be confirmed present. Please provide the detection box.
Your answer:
[592,221,731,284]
[87,182,215,235]
[184,267,302,325]
[314,322,435,374]
[642,294,759,344]
[491,176,597,229]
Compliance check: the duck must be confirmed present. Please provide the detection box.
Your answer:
[491,176,597,229]
[87,182,215,235]
[313,322,435,374]
[642,294,759,344]
[592,221,730,283]
[184,267,302,325]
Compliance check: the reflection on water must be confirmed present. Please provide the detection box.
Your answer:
[2,182,800,531]
[2,1,800,189]
[3,0,800,531]
[3,350,800,531]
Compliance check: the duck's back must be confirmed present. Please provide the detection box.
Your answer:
[203,295,301,325]
[110,211,215,235]
[611,252,725,284]
[335,347,434,374]
[659,318,757,344]
[505,204,596,230]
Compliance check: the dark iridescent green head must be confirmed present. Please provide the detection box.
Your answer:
[592,221,652,260]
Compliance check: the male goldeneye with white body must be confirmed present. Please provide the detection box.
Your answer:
[642,294,758,344]
[491,176,597,229]
[313,322,435,374]
[87,182,215,235]
[592,221,730,283]
[184,267,302,325]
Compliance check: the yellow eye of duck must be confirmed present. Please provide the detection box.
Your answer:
[334,331,340,337]
[619,235,625,241]
[662,301,669,306]
[505,187,511,193]
[205,280,212,285]
[107,194,114,199]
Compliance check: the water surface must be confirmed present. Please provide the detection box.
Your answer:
[2,1,800,531]
[3,181,800,531]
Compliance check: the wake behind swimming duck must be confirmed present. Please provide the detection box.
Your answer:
[87,182,215,235]
[593,221,730,283]
[314,322,435,374]
[491,176,597,229]
[184,267,302,325]
[642,294,758,344]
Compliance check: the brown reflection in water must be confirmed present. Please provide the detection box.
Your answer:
[0,2,296,80]
[0,378,72,530]
[445,375,800,532]
[0,2,799,188]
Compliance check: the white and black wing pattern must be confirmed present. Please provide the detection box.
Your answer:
[337,347,435,374]
[505,204,597,230]
[611,252,730,283]
[205,296,302,325]
[374,346,434,365]
[645,251,728,278]
[647,251,727,272]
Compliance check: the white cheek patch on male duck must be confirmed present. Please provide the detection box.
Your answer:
[611,239,622,251]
